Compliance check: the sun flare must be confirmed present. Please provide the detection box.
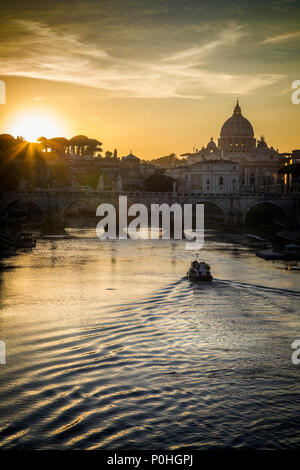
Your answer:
[6,110,67,142]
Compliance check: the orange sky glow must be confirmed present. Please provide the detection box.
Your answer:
[0,0,299,158]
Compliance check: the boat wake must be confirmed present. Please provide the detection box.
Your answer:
[0,276,299,450]
[214,278,300,297]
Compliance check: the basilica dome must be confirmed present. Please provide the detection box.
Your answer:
[220,101,254,138]
[218,101,256,151]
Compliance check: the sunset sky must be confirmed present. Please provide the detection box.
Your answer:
[0,0,299,157]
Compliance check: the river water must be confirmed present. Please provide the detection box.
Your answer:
[0,229,299,449]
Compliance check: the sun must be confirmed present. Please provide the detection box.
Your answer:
[6,110,67,142]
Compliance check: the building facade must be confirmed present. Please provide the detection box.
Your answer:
[169,160,239,194]
[181,101,283,193]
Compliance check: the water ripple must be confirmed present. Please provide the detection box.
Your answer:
[1,258,300,449]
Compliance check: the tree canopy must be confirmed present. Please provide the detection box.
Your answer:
[145,172,175,192]
[149,153,186,168]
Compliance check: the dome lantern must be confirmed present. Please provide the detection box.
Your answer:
[233,99,241,115]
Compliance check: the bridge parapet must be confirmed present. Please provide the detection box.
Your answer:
[0,188,296,198]
[0,189,297,226]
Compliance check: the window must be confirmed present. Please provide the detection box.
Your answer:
[207,178,210,184]
[219,176,224,185]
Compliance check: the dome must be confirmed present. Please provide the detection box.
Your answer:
[220,101,254,138]
[257,136,268,149]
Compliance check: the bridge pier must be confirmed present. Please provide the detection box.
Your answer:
[226,211,244,227]
[41,214,66,232]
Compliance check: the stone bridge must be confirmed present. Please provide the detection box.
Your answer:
[0,189,298,226]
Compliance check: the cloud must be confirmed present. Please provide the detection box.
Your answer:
[261,31,300,44]
[162,26,245,62]
[0,20,285,99]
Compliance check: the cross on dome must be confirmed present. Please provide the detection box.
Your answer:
[233,99,241,115]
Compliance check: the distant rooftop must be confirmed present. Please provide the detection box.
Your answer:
[191,159,238,166]
[122,152,140,161]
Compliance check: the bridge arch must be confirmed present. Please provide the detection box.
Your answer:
[126,198,228,225]
[60,199,97,220]
[127,199,151,208]
[194,201,227,224]
[3,199,45,219]
[243,200,287,225]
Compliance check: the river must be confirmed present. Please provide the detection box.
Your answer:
[0,229,299,449]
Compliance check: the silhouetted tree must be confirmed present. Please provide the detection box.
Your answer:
[68,135,102,156]
[0,136,49,190]
[150,153,183,168]
[48,137,69,155]
[145,172,175,192]
[87,138,102,155]
[68,135,89,156]
[37,136,48,152]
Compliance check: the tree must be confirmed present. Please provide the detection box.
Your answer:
[0,133,15,147]
[150,153,184,168]
[37,136,48,152]
[77,169,99,189]
[49,160,70,187]
[0,137,48,190]
[68,135,102,156]
[68,135,89,156]
[145,172,175,192]
[47,137,69,155]
[87,138,102,156]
